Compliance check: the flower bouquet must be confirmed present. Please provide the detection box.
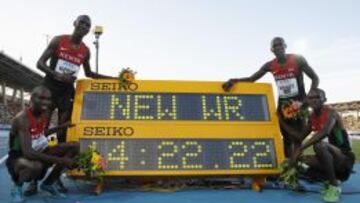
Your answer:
[279,159,299,190]
[76,145,107,194]
[118,67,136,89]
[280,100,309,120]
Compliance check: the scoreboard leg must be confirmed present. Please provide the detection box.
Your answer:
[251,176,266,192]
[93,179,105,195]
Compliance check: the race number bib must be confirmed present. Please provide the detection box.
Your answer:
[55,59,80,77]
[32,135,49,152]
[276,78,299,98]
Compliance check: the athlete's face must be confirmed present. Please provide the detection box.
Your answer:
[74,16,91,37]
[271,39,286,58]
[32,90,52,113]
[307,90,323,110]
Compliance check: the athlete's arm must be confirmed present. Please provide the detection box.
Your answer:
[37,36,61,77]
[278,113,311,143]
[291,111,336,163]
[300,110,336,151]
[37,36,75,84]
[83,50,114,79]
[45,121,75,136]
[297,55,319,91]
[222,62,270,91]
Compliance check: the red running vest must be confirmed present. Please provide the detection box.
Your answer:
[54,35,88,78]
[310,106,330,132]
[269,54,303,99]
[26,108,47,139]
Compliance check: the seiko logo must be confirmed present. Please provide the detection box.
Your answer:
[83,126,134,137]
[90,82,138,91]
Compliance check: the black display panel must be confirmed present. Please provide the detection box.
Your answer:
[81,138,277,170]
[81,92,269,121]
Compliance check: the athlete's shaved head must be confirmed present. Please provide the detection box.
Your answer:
[31,86,51,98]
[309,88,327,103]
[271,37,286,48]
[75,15,91,24]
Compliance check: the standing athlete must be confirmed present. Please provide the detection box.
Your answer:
[37,14,113,192]
[223,37,319,157]
[37,14,112,143]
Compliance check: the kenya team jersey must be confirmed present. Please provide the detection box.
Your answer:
[8,108,49,155]
[53,35,88,78]
[25,108,49,152]
[310,106,352,152]
[269,54,306,101]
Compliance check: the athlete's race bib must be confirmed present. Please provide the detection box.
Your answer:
[55,59,80,77]
[276,78,299,98]
[32,135,49,152]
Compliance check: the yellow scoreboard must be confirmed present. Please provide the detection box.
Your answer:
[67,79,284,176]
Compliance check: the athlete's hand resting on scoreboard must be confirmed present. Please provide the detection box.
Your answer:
[60,121,76,129]
[222,79,237,92]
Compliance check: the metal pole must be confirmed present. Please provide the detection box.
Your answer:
[94,35,100,73]
[1,82,7,123]
[1,82,6,106]
[93,26,103,74]
[11,88,17,102]
[20,88,24,110]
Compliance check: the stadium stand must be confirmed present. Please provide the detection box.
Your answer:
[329,101,360,132]
[0,51,42,124]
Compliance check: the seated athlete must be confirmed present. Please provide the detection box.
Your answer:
[6,86,79,202]
[285,88,355,202]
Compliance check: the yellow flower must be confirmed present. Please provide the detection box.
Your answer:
[123,72,134,82]
[91,152,101,165]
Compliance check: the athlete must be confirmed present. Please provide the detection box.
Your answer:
[223,37,319,157]
[6,86,79,202]
[288,88,355,202]
[37,14,113,193]
[37,15,113,143]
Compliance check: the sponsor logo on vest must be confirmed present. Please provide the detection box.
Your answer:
[274,72,295,80]
[59,52,82,64]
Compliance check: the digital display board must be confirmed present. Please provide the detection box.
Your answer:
[67,80,284,176]
[81,138,277,171]
[81,93,269,121]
